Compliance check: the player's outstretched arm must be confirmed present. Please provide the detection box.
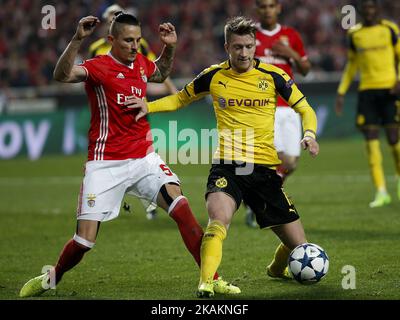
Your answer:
[124,90,186,121]
[390,23,400,95]
[273,68,319,157]
[128,67,211,119]
[336,46,358,110]
[163,77,179,94]
[294,103,319,157]
[289,95,319,157]
[149,23,177,83]
[54,16,100,83]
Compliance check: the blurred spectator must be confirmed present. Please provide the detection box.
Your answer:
[1,0,399,87]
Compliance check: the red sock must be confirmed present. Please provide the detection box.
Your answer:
[54,238,91,283]
[170,196,219,280]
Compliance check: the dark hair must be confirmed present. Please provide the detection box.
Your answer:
[224,16,257,43]
[110,13,140,36]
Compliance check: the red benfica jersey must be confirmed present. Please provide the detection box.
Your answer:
[80,53,156,160]
[255,23,307,107]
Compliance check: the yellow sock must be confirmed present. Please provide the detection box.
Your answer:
[200,220,227,284]
[268,243,291,275]
[366,140,386,192]
[390,142,400,176]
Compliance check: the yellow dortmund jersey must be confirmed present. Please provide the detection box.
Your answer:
[88,37,157,60]
[338,19,400,94]
[148,59,317,165]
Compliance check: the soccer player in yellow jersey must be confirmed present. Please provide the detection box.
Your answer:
[335,0,400,208]
[126,16,319,298]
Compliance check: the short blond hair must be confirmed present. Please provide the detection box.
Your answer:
[224,16,257,43]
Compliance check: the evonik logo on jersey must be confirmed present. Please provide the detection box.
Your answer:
[218,97,270,109]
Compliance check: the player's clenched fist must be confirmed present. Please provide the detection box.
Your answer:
[74,16,100,41]
[158,23,177,46]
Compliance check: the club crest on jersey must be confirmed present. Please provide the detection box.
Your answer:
[140,67,147,83]
[215,177,228,188]
[279,35,289,46]
[218,97,227,109]
[86,194,96,207]
[257,78,269,91]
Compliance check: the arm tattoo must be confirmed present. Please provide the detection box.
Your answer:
[53,39,83,82]
[149,45,176,83]
[148,68,164,83]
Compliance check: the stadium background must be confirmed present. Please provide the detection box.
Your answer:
[1,0,400,300]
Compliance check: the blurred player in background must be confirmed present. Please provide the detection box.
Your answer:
[89,4,179,220]
[19,13,238,298]
[244,0,311,227]
[335,0,400,208]
[127,16,319,298]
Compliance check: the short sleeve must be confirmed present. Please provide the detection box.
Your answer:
[79,58,105,85]
[139,54,156,78]
[291,29,307,59]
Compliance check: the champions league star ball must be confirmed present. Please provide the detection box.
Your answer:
[288,243,329,284]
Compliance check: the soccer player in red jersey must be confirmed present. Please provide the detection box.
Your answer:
[89,4,179,220]
[245,0,311,227]
[255,0,311,180]
[19,13,239,297]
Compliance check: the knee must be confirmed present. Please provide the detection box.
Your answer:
[207,200,234,229]
[158,183,183,211]
[285,160,298,172]
[281,156,298,173]
[362,129,379,140]
[385,129,399,146]
[76,221,99,244]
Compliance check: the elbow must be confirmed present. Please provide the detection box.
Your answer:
[53,71,69,82]
[53,75,63,82]
[300,69,309,77]
[53,66,70,82]
[300,65,311,77]
[158,73,169,83]
[298,60,311,77]
[53,70,63,82]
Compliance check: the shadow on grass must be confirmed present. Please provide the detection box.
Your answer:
[212,283,350,300]
[306,227,399,242]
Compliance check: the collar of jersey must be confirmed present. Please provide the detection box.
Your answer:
[107,52,134,69]
[227,59,260,75]
[256,23,282,37]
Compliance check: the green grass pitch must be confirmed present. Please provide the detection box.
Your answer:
[0,139,399,300]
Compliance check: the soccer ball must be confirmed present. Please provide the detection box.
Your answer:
[288,243,329,285]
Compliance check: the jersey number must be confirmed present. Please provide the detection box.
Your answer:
[160,164,173,176]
